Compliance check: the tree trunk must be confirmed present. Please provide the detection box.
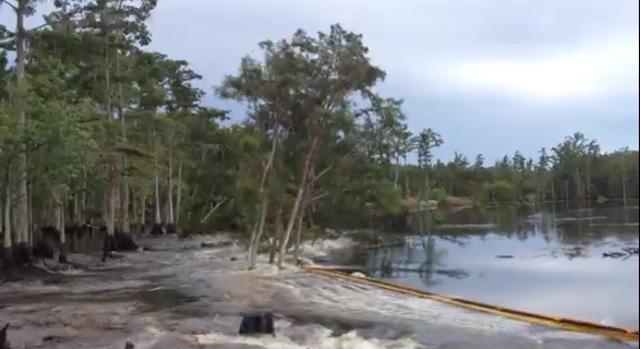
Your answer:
[168,154,174,224]
[622,172,628,208]
[564,180,570,208]
[176,161,182,225]
[104,158,117,237]
[140,193,146,228]
[3,170,12,265]
[550,178,556,202]
[81,172,87,224]
[27,181,32,246]
[293,212,303,265]
[131,189,137,227]
[393,158,400,190]
[248,197,268,269]
[277,138,318,268]
[574,169,581,202]
[13,0,30,264]
[120,157,130,233]
[586,168,592,207]
[115,47,130,234]
[52,188,63,238]
[154,170,161,225]
[269,198,284,264]
[52,187,66,263]
[73,194,80,225]
[247,126,280,269]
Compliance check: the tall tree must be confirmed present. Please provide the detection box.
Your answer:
[1,0,41,262]
[415,128,443,200]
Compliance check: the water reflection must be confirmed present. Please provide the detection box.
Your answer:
[354,202,639,328]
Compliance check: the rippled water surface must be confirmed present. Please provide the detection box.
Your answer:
[331,203,640,330]
[1,209,638,348]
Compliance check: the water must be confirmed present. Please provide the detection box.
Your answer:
[1,217,638,348]
[333,203,640,330]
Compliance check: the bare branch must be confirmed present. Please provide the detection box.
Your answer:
[307,192,328,204]
[0,0,18,12]
[199,197,229,224]
[26,22,49,33]
[310,165,333,184]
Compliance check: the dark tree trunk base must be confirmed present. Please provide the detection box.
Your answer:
[101,235,114,262]
[14,242,31,265]
[101,232,139,262]
[238,313,275,336]
[1,323,9,349]
[1,247,13,272]
[113,231,138,251]
[58,245,68,264]
[150,224,164,236]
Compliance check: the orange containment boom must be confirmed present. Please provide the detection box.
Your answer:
[304,267,640,343]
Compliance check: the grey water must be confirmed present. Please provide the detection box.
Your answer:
[1,205,638,348]
[332,202,640,330]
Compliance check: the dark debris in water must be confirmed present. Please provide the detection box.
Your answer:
[136,287,199,313]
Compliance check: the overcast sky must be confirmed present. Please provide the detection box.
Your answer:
[3,0,639,162]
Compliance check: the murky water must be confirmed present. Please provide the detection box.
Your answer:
[332,203,640,330]
[1,221,638,348]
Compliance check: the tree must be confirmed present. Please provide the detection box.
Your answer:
[474,154,484,169]
[1,0,43,263]
[552,132,589,204]
[415,128,443,200]
[221,24,388,268]
[584,139,600,203]
[536,147,552,201]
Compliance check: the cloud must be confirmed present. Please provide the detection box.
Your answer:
[2,0,636,159]
[441,37,639,102]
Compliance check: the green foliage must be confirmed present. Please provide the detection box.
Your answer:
[489,180,517,203]
[428,187,447,202]
[0,0,636,248]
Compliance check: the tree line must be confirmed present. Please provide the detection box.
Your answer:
[1,1,638,268]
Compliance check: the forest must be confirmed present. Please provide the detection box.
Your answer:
[1,0,638,269]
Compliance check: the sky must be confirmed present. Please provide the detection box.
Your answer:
[2,0,639,162]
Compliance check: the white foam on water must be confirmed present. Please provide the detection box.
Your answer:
[300,236,356,258]
[196,326,423,349]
